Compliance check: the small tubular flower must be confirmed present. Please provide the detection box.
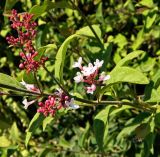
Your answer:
[94,59,104,68]
[74,72,84,83]
[99,72,111,82]
[81,63,97,76]
[22,98,37,109]
[65,98,79,109]
[72,57,82,69]
[86,84,96,94]
[20,80,40,93]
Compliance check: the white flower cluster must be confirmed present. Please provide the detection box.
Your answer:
[73,57,110,94]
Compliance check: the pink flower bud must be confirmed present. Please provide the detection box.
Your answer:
[19,63,24,69]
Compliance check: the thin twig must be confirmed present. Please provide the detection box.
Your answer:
[0,84,41,95]
[69,0,104,48]
[43,66,70,96]
[33,72,42,94]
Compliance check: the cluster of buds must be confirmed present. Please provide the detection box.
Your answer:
[6,9,48,73]
[37,89,79,117]
[21,81,79,116]
[73,57,110,94]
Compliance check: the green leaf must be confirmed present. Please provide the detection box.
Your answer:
[106,66,149,85]
[132,29,144,50]
[79,122,90,148]
[117,112,151,141]
[116,50,145,67]
[29,1,74,19]
[96,2,104,23]
[29,5,47,19]
[59,137,72,148]
[23,72,35,84]
[145,88,160,102]
[25,113,45,147]
[37,44,57,60]
[4,0,18,14]
[138,0,154,8]
[0,136,11,147]
[141,117,155,156]
[0,73,25,91]
[110,105,133,117]
[101,43,112,71]
[55,25,101,83]
[76,25,101,39]
[44,0,73,10]
[135,123,151,139]
[10,122,21,142]
[145,8,158,29]
[93,105,112,151]
[55,34,79,83]
[42,116,54,131]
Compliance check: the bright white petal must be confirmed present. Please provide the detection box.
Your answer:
[74,72,83,83]
[73,57,82,68]
[94,59,104,68]
[22,99,36,109]
[69,104,79,109]
[103,75,110,81]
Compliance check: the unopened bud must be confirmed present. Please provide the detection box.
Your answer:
[19,63,24,69]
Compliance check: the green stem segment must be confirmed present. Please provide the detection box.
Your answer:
[43,66,70,96]
[33,72,43,94]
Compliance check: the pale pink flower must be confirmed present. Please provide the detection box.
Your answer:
[99,72,110,82]
[20,80,40,93]
[74,72,84,83]
[81,63,97,76]
[22,98,37,109]
[94,59,104,68]
[86,84,96,94]
[72,57,82,69]
[65,98,79,109]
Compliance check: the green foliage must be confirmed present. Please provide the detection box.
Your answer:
[25,113,45,147]
[0,0,160,156]
[94,105,112,151]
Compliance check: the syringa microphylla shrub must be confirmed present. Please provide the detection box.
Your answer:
[1,0,160,156]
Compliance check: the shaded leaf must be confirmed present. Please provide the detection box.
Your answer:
[93,105,112,151]
[25,113,45,147]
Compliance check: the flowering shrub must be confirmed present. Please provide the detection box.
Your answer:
[0,1,160,156]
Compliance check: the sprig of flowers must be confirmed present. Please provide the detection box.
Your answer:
[73,57,110,94]
[37,89,79,117]
[21,81,79,116]
[6,9,48,73]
